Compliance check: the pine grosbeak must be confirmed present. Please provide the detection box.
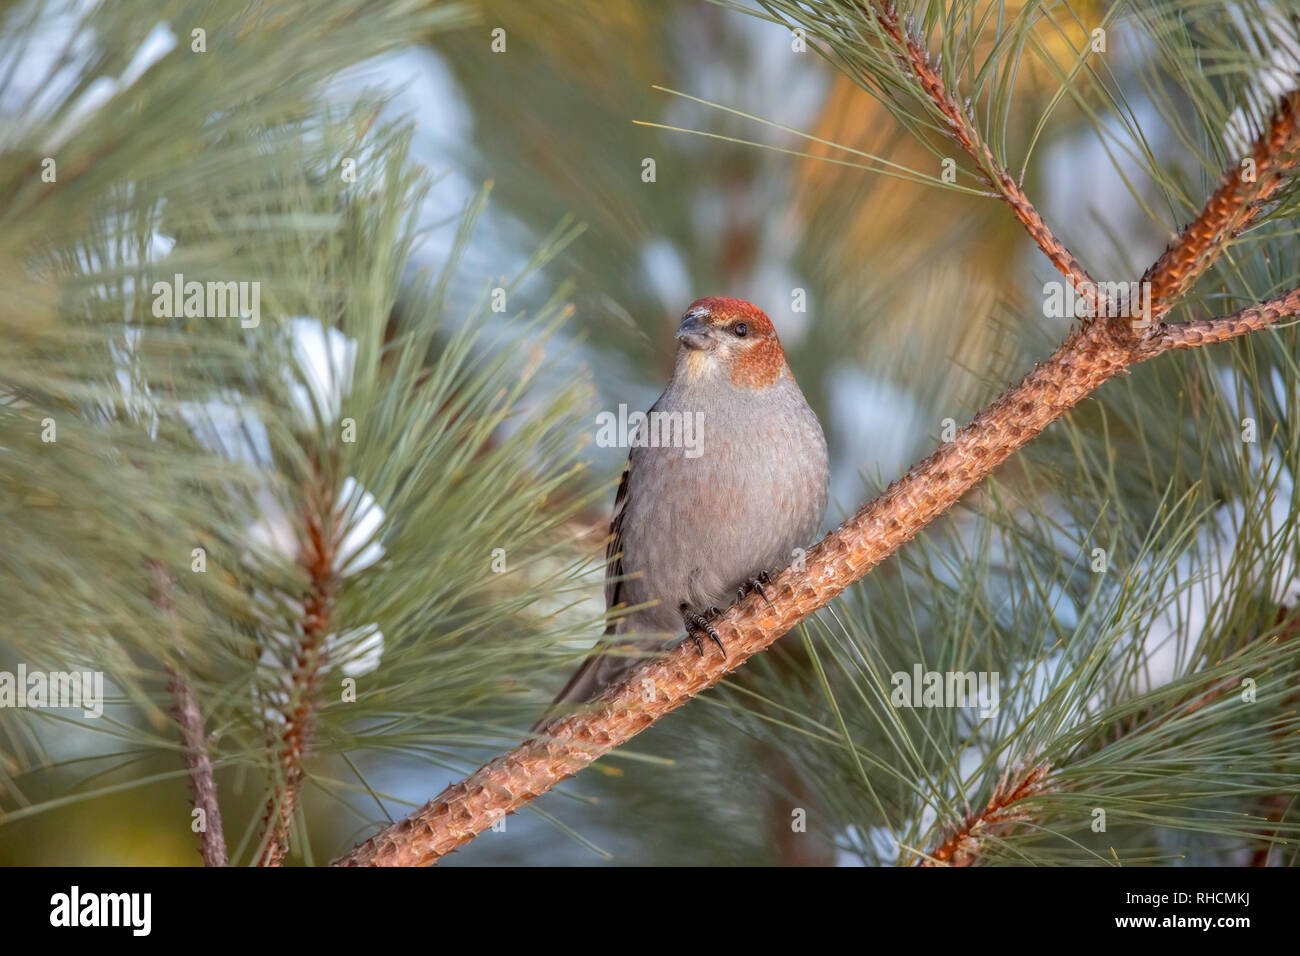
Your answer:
[539,296,829,722]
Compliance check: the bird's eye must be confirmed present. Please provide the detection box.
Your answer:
[733,322,748,337]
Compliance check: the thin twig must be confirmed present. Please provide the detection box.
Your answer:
[149,561,228,867]
[865,0,1101,310]
[167,665,229,867]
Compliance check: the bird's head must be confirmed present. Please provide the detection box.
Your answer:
[673,296,788,390]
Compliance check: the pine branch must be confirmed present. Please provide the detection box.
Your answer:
[1141,89,1300,318]
[916,764,1052,867]
[257,492,338,867]
[918,613,1300,866]
[864,3,1300,325]
[149,561,228,867]
[1143,287,1300,353]
[167,665,229,868]
[863,0,1101,311]
[331,70,1300,866]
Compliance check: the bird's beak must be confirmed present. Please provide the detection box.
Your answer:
[676,313,712,351]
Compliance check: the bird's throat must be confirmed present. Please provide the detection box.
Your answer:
[682,348,714,384]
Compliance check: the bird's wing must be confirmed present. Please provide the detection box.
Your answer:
[603,461,631,618]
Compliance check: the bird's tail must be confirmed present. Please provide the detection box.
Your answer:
[529,629,660,734]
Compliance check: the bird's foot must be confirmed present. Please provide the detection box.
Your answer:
[681,604,725,656]
[737,569,773,606]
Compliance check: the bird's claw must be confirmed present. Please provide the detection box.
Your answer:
[682,604,725,656]
[737,570,773,606]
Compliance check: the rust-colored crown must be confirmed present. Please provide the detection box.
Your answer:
[681,297,787,389]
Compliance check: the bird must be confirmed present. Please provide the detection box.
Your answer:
[534,296,829,729]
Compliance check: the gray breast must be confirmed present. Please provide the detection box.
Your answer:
[615,373,828,637]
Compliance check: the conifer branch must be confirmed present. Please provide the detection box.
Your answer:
[916,764,1052,866]
[864,0,1101,310]
[919,613,1300,866]
[149,561,228,867]
[1142,287,1300,354]
[257,492,338,867]
[332,70,1300,867]
[1141,89,1300,318]
[167,665,229,868]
